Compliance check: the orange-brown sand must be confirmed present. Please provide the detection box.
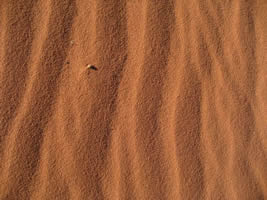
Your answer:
[0,0,266,199]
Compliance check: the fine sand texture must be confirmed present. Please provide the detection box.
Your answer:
[0,0,267,199]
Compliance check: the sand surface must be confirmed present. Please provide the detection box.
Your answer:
[0,0,267,199]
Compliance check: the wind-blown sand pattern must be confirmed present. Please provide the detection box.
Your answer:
[0,0,266,199]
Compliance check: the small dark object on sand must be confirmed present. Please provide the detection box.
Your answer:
[87,64,98,71]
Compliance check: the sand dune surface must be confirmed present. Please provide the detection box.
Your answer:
[0,0,267,199]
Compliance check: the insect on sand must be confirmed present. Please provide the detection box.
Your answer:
[86,64,98,71]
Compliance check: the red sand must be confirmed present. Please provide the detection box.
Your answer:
[0,0,266,199]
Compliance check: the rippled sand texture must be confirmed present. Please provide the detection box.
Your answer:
[0,0,266,199]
